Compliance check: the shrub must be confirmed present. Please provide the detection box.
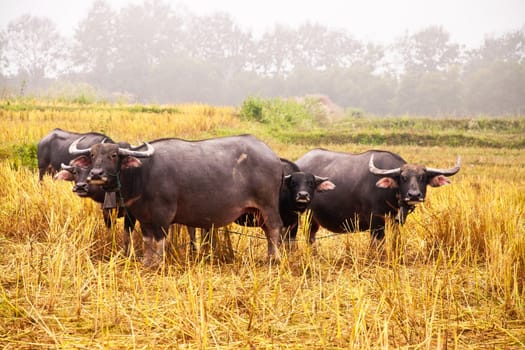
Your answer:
[12,143,38,171]
[240,96,265,123]
[240,96,316,130]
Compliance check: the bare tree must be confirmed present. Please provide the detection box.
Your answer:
[473,28,525,64]
[253,24,297,77]
[112,0,184,95]
[397,26,460,73]
[0,30,7,76]
[252,22,371,77]
[184,12,253,79]
[73,0,118,86]
[463,29,525,115]
[292,22,365,69]
[3,15,68,85]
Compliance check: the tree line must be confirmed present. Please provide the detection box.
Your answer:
[1,0,524,116]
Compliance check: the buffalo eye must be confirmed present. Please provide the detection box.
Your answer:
[111,152,118,159]
[401,175,408,182]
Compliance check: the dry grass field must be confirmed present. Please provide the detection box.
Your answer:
[0,101,524,349]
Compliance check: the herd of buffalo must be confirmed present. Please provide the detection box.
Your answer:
[38,128,461,266]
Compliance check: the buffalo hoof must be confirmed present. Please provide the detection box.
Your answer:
[142,254,163,268]
[267,255,281,265]
[142,236,165,268]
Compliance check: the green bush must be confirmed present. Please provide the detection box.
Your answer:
[12,143,38,171]
[240,96,265,123]
[240,96,316,130]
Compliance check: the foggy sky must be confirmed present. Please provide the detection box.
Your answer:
[1,0,524,47]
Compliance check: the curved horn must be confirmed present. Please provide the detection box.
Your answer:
[69,137,91,156]
[425,156,461,176]
[117,142,155,158]
[60,163,74,171]
[369,154,401,176]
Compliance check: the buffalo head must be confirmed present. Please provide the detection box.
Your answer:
[54,156,97,197]
[283,172,335,211]
[369,154,461,205]
[69,137,154,189]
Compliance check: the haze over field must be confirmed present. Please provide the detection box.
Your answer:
[1,0,524,115]
[2,0,524,45]
[1,3,524,347]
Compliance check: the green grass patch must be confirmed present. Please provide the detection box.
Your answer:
[10,143,38,171]
[277,130,524,148]
[240,96,316,130]
[335,116,525,133]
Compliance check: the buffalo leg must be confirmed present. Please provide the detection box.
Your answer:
[282,223,298,251]
[370,226,385,241]
[370,215,386,241]
[200,228,211,253]
[308,220,320,244]
[187,226,198,252]
[141,223,168,267]
[102,208,114,229]
[122,214,136,256]
[38,168,45,182]
[280,212,299,250]
[102,208,121,254]
[261,211,283,261]
[368,217,387,254]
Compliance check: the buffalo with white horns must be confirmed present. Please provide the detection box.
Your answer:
[295,149,461,243]
[69,135,285,266]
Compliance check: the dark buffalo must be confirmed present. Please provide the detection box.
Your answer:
[69,135,284,266]
[235,158,335,245]
[54,158,136,247]
[37,128,113,181]
[57,160,203,255]
[295,149,461,242]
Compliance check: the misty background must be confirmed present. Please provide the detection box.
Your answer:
[0,0,524,116]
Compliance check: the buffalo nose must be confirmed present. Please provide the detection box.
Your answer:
[407,189,422,199]
[296,191,311,203]
[90,168,104,179]
[73,182,89,193]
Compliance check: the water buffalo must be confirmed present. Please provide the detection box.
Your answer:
[54,158,136,248]
[235,158,335,245]
[37,128,113,181]
[69,135,284,266]
[295,149,461,243]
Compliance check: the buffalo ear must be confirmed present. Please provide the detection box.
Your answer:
[54,170,74,181]
[376,177,398,188]
[429,175,451,187]
[71,155,91,167]
[121,156,143,169]
[315,176,336,192]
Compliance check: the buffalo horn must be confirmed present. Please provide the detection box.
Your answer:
[425,156,462,176]
[60,163,74,171]
[69,137,91,156]
[368,154,401,176]
[118,142,155,158]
